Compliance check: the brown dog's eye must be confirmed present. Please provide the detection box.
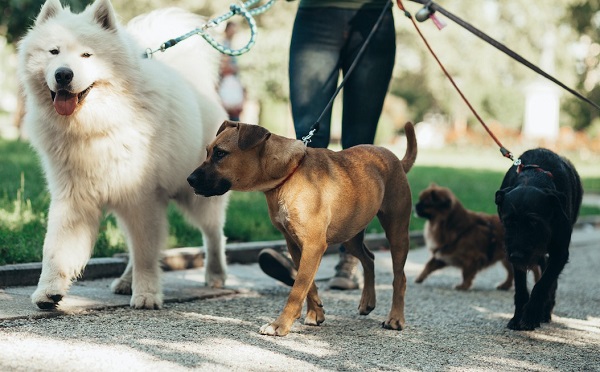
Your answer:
[212,148,228,161]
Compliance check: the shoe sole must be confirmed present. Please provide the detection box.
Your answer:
[258,251,296,287]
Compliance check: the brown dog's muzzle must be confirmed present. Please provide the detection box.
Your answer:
[187,166,232,197]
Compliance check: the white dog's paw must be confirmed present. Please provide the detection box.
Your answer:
[111,278,132,295]
[31,287,66,310]
[130,292,163,310]
[205,272,226,289]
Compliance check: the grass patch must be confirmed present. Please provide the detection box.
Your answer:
[1,137,599,265]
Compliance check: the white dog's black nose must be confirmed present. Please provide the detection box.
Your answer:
[55,67,74,85]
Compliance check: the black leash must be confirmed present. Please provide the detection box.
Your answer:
[301,1,393,145]
[408,0,600,111]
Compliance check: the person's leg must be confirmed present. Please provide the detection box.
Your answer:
[258,248,297,286]
[258,8,349,287]
[329,7,396,290]
[289,8,347,147]
[340,7,396,149]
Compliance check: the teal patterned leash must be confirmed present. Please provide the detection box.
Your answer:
[144,0,277,58]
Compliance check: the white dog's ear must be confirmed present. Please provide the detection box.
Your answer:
[35,0,63,25]
[89,0,118,31]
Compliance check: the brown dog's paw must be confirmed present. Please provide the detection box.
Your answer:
[304,308,325,326]
[382,317,404,331]
[259,321,292,337]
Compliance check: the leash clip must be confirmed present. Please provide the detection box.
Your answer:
[514,158,522,173]
[301,129,316,146]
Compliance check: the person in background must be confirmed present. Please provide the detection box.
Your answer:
[258,0,396,290]
[218,22,245,121]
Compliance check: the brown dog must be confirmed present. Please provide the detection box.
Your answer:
[188,121,417,336]
[414,183,515,290]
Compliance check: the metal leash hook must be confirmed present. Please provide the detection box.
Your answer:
[144,0,276,58]
[301,128,317,146]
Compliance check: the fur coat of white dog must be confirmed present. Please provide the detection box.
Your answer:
[18,0,229,310]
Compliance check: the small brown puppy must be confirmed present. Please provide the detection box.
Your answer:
[414,183,514,290]
[188,121,417,336]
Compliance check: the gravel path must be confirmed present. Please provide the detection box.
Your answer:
[1,230,599,371]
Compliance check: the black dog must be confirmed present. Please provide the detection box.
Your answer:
[495,148,583,330]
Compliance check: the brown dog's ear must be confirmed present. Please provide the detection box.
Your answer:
[238,124,271,151]
[217,120,239,136]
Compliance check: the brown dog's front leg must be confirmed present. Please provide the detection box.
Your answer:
[259,243,326,336]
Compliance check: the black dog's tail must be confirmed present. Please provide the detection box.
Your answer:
[401,122,417,173]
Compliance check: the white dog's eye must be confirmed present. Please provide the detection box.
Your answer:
[49,49,59,55]
[81,52,92,58]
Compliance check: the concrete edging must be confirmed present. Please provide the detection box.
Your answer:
[2,215,598,289]
[0,232,423,288]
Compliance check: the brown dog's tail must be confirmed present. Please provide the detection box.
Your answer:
[401,122,417,173]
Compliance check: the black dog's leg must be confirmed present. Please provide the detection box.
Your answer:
[508,268,529,330]
[520,249,568,330]
[541,279,557,323]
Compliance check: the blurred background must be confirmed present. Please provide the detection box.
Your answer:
[0,0,599,264]
[1,0,599,156]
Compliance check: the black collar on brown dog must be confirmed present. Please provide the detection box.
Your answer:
[516,163,554,178]
[267,155,306,192]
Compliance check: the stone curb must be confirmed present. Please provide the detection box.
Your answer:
[0,232,423,288]
[2,215,598,289]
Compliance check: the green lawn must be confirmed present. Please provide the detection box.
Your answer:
[1,138,599,265]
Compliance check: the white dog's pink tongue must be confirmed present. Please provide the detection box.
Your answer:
[53,91,78,116]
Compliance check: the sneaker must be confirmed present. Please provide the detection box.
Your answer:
[327,252,361,290]
[258,248,296,287]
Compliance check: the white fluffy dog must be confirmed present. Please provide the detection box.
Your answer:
[18,0,229,310]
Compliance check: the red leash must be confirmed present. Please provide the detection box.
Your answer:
[396,0,515,162]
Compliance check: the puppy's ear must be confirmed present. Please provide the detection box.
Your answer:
[238,124,271,151]
[431,190,451,209]
[217,120,238,136]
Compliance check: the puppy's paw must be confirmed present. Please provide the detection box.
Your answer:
[31,288,65,310]
[111,278,132,295]
[130,292,163,310]
[304,308,325,326]
[259,321,291,337]
[414,276,425,284]
[496,281,512,291]
[454,283,471,291]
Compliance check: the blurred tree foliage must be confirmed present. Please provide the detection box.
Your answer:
[1,0,598,132]
[0,0,91,43]
[562,0,600,133]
